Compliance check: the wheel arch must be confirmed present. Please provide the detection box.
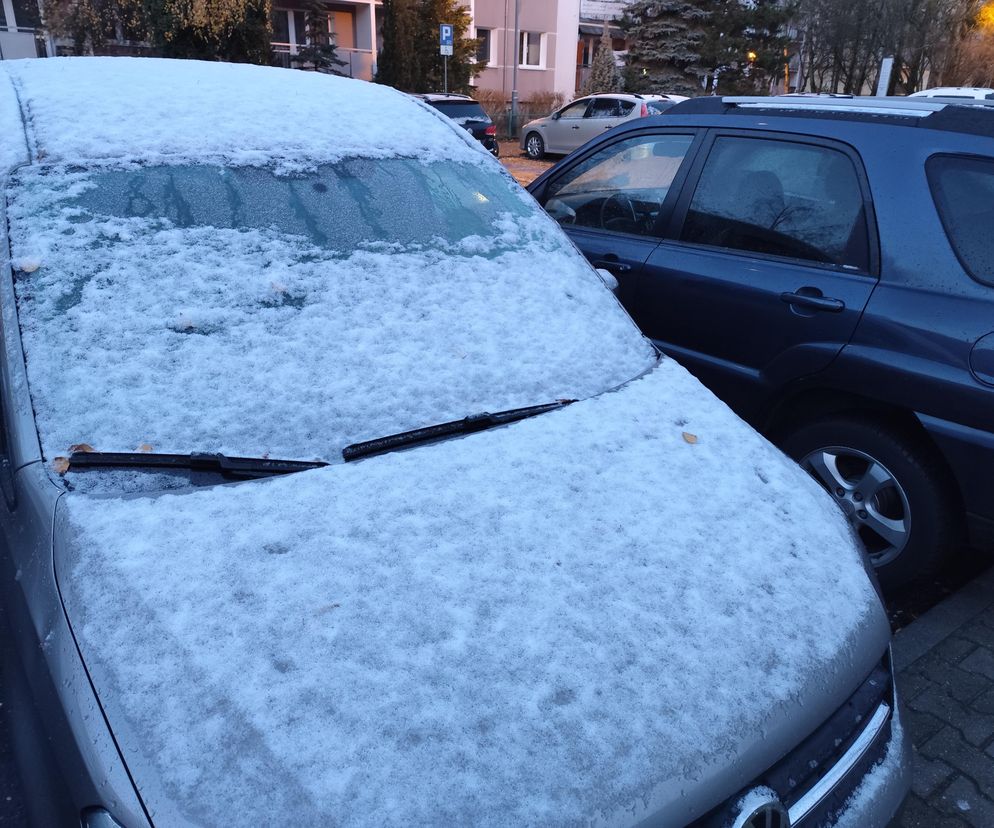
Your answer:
[763,386,965,507]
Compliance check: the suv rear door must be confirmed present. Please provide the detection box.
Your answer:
[634,130,880,418]
[532,128,703,304]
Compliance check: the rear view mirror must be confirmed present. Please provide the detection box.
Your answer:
[551,111,561,121]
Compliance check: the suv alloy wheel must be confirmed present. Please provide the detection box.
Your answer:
[780,415,962,591]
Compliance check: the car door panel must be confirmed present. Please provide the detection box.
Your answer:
[546,99,590,153]
[634,130,880,419]
[532,129,704,301]
[635,243,877,415]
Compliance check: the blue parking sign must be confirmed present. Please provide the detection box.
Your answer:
[440,24,454,55]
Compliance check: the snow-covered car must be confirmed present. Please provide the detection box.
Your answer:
[0,58,909,827]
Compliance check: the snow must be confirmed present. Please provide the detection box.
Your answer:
[1,57,483,167]
[7,159,654,462]
[0,69,28,173]
[61,361,881,827]
[831,714,906,827]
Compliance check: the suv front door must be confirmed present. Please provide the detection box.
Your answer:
[534,129,702,305]
[633,131,880,420]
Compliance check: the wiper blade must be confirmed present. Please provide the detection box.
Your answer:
[342,400,576,462]
[59,451,328,480]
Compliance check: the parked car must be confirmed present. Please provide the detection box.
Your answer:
[0,59,908,827]
[909,86,994,100]
[529,93,994,590]
[519,93,681,159]
[411,92,499,156]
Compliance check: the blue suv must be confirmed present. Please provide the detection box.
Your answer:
[529,95,994,590]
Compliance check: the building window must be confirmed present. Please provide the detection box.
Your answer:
[293,10,306,46]
[11,0,41,29]
[520,31,543,68]
[271,9,290,44]
[476,28,492,64]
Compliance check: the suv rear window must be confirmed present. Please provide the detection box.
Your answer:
[927,155,994,286]
[430,100,489,123]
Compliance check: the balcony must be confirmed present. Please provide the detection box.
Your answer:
[0,25,42,59]
[272,44,375,80]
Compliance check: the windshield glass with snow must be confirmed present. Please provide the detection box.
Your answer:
[6,160,656,464]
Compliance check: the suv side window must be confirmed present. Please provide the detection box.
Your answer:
[926,155,994,286]
[680,137,870,271]
[541,133,696,236]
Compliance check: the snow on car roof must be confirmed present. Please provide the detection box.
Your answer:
[62,362,881,826]
[0,57,480,166]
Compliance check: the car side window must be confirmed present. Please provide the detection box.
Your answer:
[558,100,590,120]
[618,100,636,116]
[927,155,994,286]
[541,133,695,236]
[680,137,871,271]
[588,98,621,118]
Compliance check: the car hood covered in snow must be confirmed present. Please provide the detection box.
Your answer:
[57,361,888,828]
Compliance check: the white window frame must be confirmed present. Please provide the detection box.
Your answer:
[518,31,546,70]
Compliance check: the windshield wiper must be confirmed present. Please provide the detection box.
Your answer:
[59,451,329,480]
[342,400,576,462]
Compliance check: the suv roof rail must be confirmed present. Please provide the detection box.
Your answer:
[666,95,994,137]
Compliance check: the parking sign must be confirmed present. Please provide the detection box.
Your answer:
[440,24,454,56]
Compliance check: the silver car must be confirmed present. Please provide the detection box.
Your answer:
[520,93,687,159]
[1,58,908,827]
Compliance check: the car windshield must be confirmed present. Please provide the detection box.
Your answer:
[6,159,655,465]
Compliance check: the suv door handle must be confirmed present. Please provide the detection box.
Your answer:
[593,259,633,273]
[571,125,581,129]
[780,290,845,313]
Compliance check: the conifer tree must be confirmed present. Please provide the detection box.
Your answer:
[375,0,420,90]
[584,19,622,93]
[297,0,348,73]
[376,0,480,92]
[624,0,713,95]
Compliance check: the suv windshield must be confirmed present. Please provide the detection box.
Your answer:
[6,159,655,465]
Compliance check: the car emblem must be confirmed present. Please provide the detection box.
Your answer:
[731,789,790,828]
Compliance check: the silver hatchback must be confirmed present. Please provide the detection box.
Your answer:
[520,93,686,159]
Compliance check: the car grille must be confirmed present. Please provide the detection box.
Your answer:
[690,654,894,828]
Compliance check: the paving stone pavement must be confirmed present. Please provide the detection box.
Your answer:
[893,564,994,827]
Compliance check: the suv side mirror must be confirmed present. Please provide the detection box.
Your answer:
[551,111,561,121]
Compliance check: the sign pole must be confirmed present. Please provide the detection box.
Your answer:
[440,23,454,94]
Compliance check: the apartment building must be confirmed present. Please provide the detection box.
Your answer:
[469,0,581,101]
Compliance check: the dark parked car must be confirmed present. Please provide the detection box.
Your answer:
[412,92,499,156]
[529,95,994,590]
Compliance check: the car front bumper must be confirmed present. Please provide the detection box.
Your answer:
[827,696,912,828]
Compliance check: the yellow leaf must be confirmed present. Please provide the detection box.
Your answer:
[682,432,699,445]
[52,457,69,475]
[137,443,154,453]
[69,443,95,454]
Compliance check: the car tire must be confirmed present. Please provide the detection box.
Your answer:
[778,415,962,592]
[525,133,545,159]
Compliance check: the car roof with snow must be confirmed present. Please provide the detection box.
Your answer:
[0,57,478,169]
